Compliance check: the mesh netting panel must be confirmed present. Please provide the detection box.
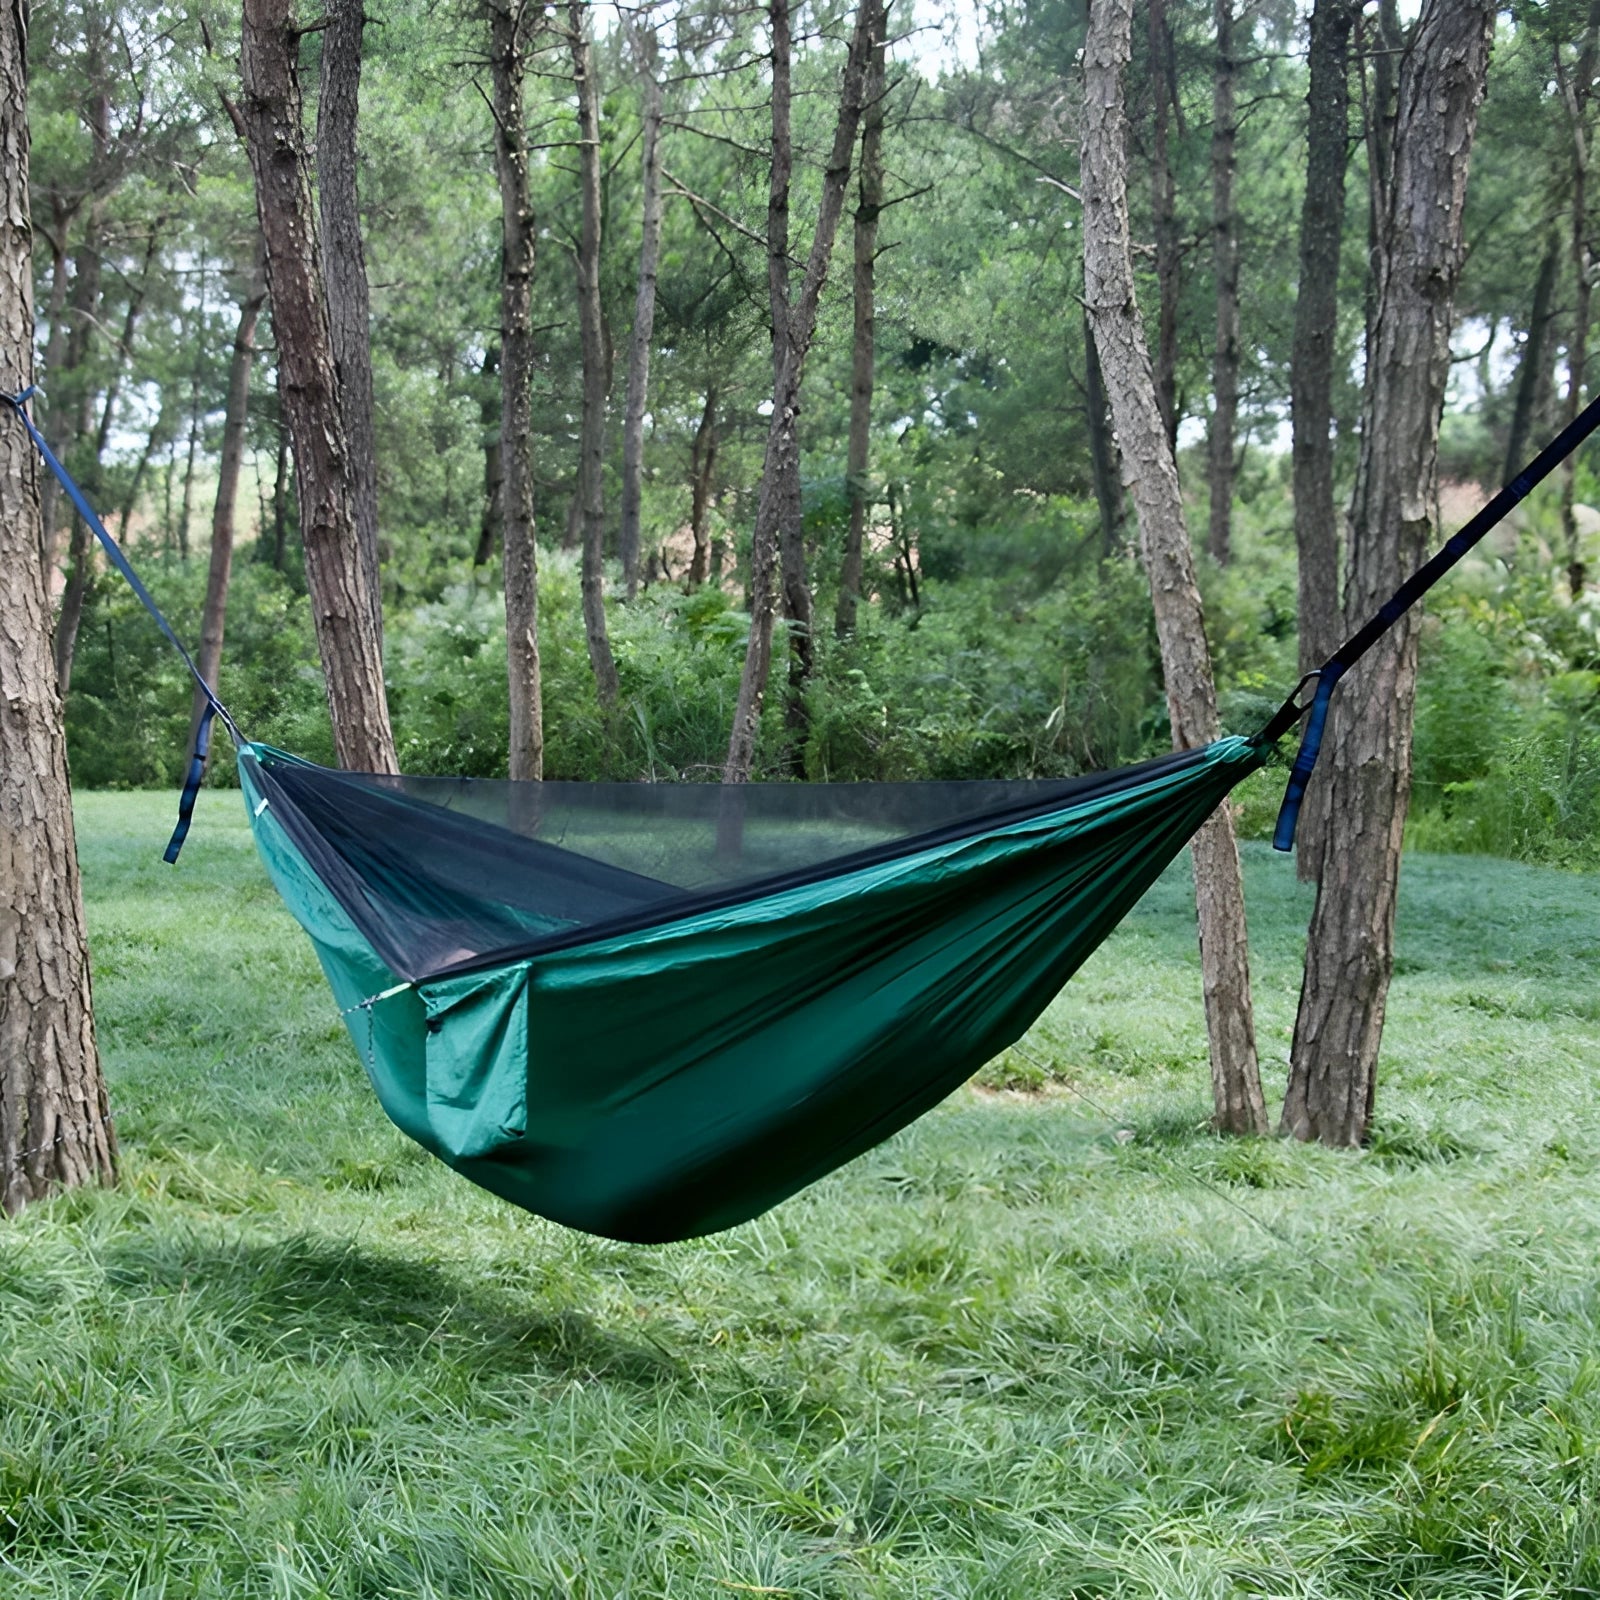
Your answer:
[246,745,1208,981]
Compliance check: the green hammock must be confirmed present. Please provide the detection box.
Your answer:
[9,376,1597,1243]
[239,737,1263,1242]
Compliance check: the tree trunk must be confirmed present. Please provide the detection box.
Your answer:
[1148,0,1180,452]
[0,0,117,1216]
[317,0,384,631]
[489,0,544,782]
[239,0,397,774]
[474,343,503,568]
[1361,0,1402,384]
[1082,0,1267,1137]
[619,32,663,602]
[567,0,619,708]
[836,4,888,641]
[688,383,718,588]
[178,258,207,562]
[1504,230,1560,481]
[53,221,159,696]
[1206,0,1239,567]
[189,260,268,767]
[1558,3,1600,600]
[1083,308,1123,556]
[271,379,291,571]
[1290,0,1358,882]
[35,227,69,568]
[1283,0,1494,1147]
[723,0,881,789]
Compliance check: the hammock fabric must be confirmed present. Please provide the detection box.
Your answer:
[8,377,1599,1243]
[241,738,1263,1240]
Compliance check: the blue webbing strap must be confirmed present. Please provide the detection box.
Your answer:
[1261,387,1600,851]
[3,384,243,863]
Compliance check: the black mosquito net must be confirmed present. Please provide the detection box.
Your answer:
[245,744,1211,983]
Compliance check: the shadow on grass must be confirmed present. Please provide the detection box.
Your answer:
[99,1227,688,1392]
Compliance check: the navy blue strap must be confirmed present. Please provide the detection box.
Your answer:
[3,384,243,861]
[1262,386,1600,851]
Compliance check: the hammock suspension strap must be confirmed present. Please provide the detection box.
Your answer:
[3,384,243,863]
[1260,388,1600,852]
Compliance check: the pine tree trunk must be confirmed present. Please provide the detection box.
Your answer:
[1148,0,1180,452]
[1083,309,1123,556]
[1291,0,1358,883]
[619,40,663,603]
[1206,0,1239,568]
[723,0,881,788]
[836,6,888,641]
[189,261,268,766]
[688,383,718,588]
[54,218,156,697]
[1559,2,1600,600]
[1082,0,1266,1137]
[317,0,385,634]
[240,0,397,774]
[1504,231,1561,481]
[0,0,117,1215]
[567,0,619,707]
[474,345,503,568]
[1283,0,1495,1147]
[490,0,544,782]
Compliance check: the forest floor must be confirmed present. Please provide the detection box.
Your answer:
[3,792,1599,1598]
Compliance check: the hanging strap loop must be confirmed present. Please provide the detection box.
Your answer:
[1263,387,1600,852]
[3,383,244,862]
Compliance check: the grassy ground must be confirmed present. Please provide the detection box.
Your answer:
[4,791,1600,1598]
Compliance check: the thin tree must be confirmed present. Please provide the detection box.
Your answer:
[1206,0,1239,567]
[1556,1,1600,599]
[1289,0,1359,882]
[237,0,397,773]
[618,15,664,603]
[1283,0,1495,1147]
[836,0,890,640]
[723,0,882,787]
[566,0,620,707]
[1148,0,1180,450]
[1504,230,1561,481]
[0,0,117,1213]
[687,382,718,588]
[1082,0,1267,1136]
[488,0,544,780]
[318,0,384,632]
[55,221,162,694]
[189,247,269,768]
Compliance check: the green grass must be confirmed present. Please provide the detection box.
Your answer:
[4,791,1600,1597]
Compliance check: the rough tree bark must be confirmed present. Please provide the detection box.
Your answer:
[567,0,620,707]
[489,0,544,781]
[722,0,881,788]
[239,0,397,773]
[1504,230,1561,481]
[1206,0,1239,567]
[1082,0,1267,1136]
[1557,2,1600,599]
[619,22,663,602]
[0,0,117,1215]
[317,0,384,634]
[1148,0,1180,451]
[687,383,718,588]
[836,1,888,640]
[189,253,269,767]
[1283,0,1495,1147]
[1290,0,1358,883]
